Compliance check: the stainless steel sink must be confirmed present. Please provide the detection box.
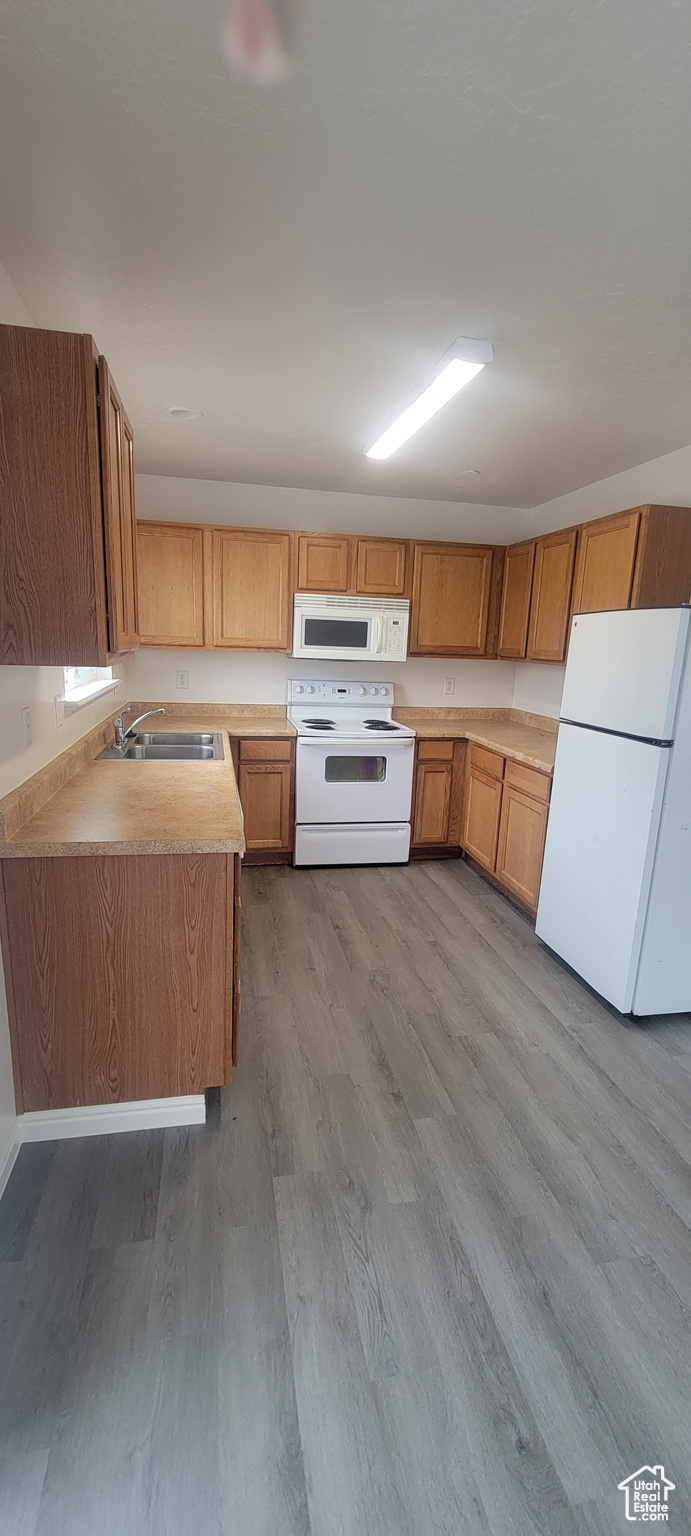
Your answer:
[98,731,224,761]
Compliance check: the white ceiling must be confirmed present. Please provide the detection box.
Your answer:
[1,0,691,508]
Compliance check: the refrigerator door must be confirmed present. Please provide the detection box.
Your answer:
[561,608,690,741]
[633,644,691,1014]
[536,723,670,1012]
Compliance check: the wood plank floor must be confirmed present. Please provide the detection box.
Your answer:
[2,857,691,1534]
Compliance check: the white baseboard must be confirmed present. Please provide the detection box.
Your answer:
[18,1094,206,1143]
[0,1118,20,1200]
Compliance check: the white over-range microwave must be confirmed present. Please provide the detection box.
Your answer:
[292,594,409,662]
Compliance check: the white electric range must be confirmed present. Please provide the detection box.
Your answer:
[288,679,416,866]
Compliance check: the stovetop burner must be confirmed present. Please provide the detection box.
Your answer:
[364,719,399,731]
[303,718,336,729]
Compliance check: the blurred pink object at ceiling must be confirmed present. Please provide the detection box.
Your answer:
[222,0,299,83]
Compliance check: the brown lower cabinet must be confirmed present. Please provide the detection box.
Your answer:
[237,738,295,864]
[411,740,465,850]
[463,747,551,914]
[0,851,241,1114]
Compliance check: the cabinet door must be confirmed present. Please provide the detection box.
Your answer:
[495,785,549,913]
[213,529,292,650]
[526,528,577,663]
[298,534,351,592]
[498,541,535,658]
[571,509,641,615]
[410,543,494,656]
[463,767,503,871]
[98,356,139,654]
[355,538,407,596]
[238,761,293,850]
[137,522,205,646]
[412,761,454,845]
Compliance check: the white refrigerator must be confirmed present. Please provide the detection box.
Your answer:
[535,606,691,1015]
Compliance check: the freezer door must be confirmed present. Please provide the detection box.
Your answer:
[536,723,670,1012]
[561,608,689,740]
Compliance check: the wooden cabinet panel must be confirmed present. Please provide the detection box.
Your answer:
[410,543,495,656]
[213,528,292,650]
[504,759,551,803]
[137,522,205,647]
[526,528,577,663]
[298,535,351,592]
[0,854,230,1112]
[417,739,455,761]
[495,785,549,913]
[98,356,139,654]
[631,505,691,608]
[469,745,504,779]
[355,538,407,595]
[239,738,294,761]
[0,325,110,666]
[498,541,535,658]
[571,510,641,616]
[412,762,454,845]
[463,767,503,871]
[238,761,293,850]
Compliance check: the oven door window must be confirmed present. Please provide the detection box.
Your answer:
[303,617,370,650]
[325,755,387,783]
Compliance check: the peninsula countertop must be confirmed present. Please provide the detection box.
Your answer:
[393,711,557,772]
[0,716,247,859]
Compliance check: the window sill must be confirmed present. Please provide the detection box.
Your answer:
[63,680,121,717]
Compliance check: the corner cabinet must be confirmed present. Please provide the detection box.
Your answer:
[0,324,139,665]
[497,540,535,658]
[409,542,498,657]
[525,528,577,663]
[463,747,551,915]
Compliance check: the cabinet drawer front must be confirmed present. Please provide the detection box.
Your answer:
[504,759,551,802]
[416,739,455,761]
[239,738,294,761]
[469,744,504,779]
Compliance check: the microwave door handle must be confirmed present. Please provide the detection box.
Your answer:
[372,615,383,654]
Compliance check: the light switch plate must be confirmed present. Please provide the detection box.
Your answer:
[21,707,32,747]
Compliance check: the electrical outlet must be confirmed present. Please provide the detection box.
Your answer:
[443,677,455,696]
[54,695,65,727]
[21,707,32,747]
[176,670,189,690]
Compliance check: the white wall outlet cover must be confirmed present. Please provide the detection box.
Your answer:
[176,670,190,689]
[443,678,455,695]
[21,706,32,746]
[54,695,65,727]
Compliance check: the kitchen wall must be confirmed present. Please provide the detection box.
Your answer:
[529,441,691,537]
[136,473,531,545]
[513,663,564,720]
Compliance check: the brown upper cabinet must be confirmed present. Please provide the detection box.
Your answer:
[572,505,691,616]
[137,522,206,647]
[212,528,293,650]
[297,533,408,596]
[0,323,139,665]
[297,534,351,593]
[355,538,408,596]
[409,542,497,656]
[526,528,578,663]
[497,540,535,658]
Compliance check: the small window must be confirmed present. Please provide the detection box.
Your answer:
[62,666,116,708]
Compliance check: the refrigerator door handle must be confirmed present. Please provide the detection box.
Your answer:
[559,718,674,749]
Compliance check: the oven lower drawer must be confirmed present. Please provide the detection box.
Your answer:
[294,822,411,866]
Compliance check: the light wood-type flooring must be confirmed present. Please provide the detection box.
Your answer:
[2,859,691,1535]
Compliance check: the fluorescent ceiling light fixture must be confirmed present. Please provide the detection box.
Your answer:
[365,337,492,460]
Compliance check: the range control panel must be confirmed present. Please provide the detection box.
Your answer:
[289,679,394,703]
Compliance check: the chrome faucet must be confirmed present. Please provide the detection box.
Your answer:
[113,707,166,749]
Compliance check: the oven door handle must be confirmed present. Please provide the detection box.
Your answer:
[297,738,415,749]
